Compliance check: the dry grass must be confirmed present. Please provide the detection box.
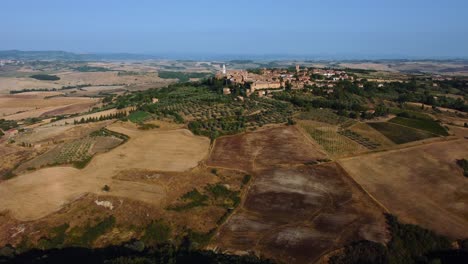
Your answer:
[339,139,468,239]
[348,122,395,148]
[298,120,366,158]
[0,124,210,220]
[0,92,99,120]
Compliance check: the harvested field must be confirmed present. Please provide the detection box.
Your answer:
[447,125,468,138]
[207,126,327,172]
[0,124,210,220]
[212,163,388,264]
[0,77,61,94]
[56,71,168,87]
[0,167,247,248]
[0,92,99,120]
[339,139,468,239]
[0,144,38,179]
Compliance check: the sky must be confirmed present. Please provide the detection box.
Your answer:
[2,0,468,58]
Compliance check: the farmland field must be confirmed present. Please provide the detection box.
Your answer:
[298,120,366,157]
[368,122,435,144]
[348,122,395,148]
[0,123,210,220]
[213,164,388,264]
[388,116,449,136]
[15,134,124,173]
[0,92,99,120]
[339,139,468,239]
[0,166,248,248]
[1,57,468,264]
[207,126,327,172]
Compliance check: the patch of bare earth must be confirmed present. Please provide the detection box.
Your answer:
[207,126,388,264]
[211,164,387,264]
[207,126,327,172]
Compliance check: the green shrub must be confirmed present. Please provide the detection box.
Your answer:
[137,123,159,130]
[73,155,92,169]
[142,220,171,245]
[186,229,216,249]
[30,74,60,81]
[205,184,241,208]
[128,111,150,123]
[37,223,70,250]
[0,119,18,131]
[70,216,116,246]
[168,189,209,211]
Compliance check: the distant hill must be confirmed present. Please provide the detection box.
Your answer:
[0,50,161,61]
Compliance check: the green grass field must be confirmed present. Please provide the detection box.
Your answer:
[368,122,435,144]
[388,117,448,136]
[389,108,434,121]
[128,111,150,123]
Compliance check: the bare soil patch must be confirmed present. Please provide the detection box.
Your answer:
[212,163,388,264]
[207,126,327,172]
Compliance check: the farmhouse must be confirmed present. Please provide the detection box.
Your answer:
[223,87,231,95]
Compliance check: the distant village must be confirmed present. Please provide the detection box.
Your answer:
[0,60,22,67]
[216,65,358,97]
[216,64,456,98]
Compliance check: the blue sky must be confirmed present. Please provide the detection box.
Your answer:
[2,0,468,58]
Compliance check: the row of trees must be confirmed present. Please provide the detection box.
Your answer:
[73,111,127,124]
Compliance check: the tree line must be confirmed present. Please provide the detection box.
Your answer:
[73,111,127,124]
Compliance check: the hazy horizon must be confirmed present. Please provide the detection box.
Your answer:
[2,0,468,58]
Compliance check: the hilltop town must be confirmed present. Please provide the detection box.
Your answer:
[217,65,354,97]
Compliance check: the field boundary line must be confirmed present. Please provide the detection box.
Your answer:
[337,136,459,161]
[335,162,391,213]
